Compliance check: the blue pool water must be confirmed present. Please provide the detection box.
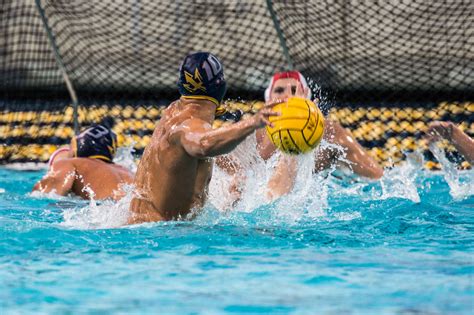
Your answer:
[0,165,473,314]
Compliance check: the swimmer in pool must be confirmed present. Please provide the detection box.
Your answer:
[33,118,133,200]
[128,52,279,223]
[46,117,117,168]
[216,71,383,204]
[259,71,384,179]
[426,121,474,163]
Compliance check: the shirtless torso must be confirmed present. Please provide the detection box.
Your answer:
[129,100,213,222]
[128,98,277,223]
[33,158,133,200]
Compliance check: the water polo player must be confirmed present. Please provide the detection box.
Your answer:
[128,52,280,223]
[258,70,384,179]
[33,118,133,200]
[47,116,116,168]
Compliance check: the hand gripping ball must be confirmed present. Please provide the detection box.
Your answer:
[266,97,325,154]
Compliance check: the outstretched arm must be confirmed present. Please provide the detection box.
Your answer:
[176,103,279,158]
[426,121,474,163]
[33,160,76,195]
[324,120,384,179]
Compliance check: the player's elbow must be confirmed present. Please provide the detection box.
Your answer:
[188,138,215,159]
[361,165,384,180]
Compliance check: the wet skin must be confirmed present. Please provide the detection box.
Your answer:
[426,121,474,163]
[33,158,134,200]
[258,77,384,179]
[128,97,278,223]
[214,78,383,206]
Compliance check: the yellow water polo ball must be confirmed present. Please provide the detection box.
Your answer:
[266,96,325,154]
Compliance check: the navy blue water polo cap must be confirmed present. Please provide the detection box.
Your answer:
[178,52,227,105]
[71,117,117,163]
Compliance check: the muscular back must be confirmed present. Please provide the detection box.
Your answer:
[33,158,134,200]
[129,100,213,223]
[70,159,133,200]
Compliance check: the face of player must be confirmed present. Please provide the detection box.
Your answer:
[269,78,305,102]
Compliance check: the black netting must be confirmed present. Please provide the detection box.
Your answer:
[274,1,474,102]
[0,0,63,95]
[1,0,473,102]
[0,0,473,166]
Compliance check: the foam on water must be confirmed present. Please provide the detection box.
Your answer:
[376,152,422,203]
[1,147,473,313]
[48,132,473,230]
[60,184,133,229]
[429,143,474,200]
[207,136,371,225]
[4,162,47,171]
[113,142,138,173]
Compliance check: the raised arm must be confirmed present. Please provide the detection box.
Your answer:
[325,120,384,179]
[426,121,474,163]
[32,159,76,195]
[175,104,279,159]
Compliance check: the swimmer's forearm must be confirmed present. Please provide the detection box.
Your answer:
[451,127,474,163]
[32,162,76,195]
[334,123,383,179]
[196,118,259,157]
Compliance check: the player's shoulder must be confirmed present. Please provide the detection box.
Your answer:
[65,157,102,167]
[48,157,77,173]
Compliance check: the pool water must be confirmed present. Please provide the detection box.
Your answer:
[0,162,473,314]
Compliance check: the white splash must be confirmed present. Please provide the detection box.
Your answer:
[60,184,133,229]
[30,189,72,200]
[54,134,457,229]
[209,133,329,222]
[3,162,47,171]
[376,151,422,203]
[429,143,474,200]
[114,143,138,173]
[209,134,268,212]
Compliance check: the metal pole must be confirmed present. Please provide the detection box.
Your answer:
[131,0,143,56]
[34,0,80,134]
[265,0,294,70]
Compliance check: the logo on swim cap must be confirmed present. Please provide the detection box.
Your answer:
[178,52,226,105]
[183,68,206,93]
[72,124,117,162]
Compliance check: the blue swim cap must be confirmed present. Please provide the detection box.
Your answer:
[72,121,117,163]
[178,52,226,105]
